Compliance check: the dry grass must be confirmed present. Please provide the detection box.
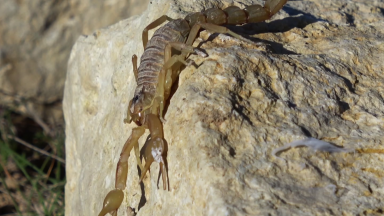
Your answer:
[0,107,65,216]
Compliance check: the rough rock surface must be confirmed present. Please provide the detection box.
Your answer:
[64,0,384,215]
[0,0,148,122]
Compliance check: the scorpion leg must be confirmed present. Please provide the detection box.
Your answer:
[199,22,249,43]
[124,55,140,124]
[163,42,207,93]
[98,126,145,216]
[153,42,203,121]
[124,99,133,124]
[187,22,259,45]
[142,15,174,49]
[186,24,203,46]
[139,114,168,190]
[132,54,138,82]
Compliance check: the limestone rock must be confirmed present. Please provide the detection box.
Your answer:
[0,0,148,122]
[64,0,384,215]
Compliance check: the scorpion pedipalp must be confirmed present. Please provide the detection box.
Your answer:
[139,114,168,190]
[98,189,124,216]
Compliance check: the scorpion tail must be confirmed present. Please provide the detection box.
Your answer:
[232,0,288,24]
[185,0,287,26]
[265,0,288,16]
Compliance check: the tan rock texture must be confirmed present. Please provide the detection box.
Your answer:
[0,0,148,121]
[64,0,384,215]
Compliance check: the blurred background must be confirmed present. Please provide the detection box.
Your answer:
[0,0,148,215]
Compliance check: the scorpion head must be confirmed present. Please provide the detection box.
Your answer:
[127,87,155,126]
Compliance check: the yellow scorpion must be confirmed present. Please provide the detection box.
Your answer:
[99,0,287,215]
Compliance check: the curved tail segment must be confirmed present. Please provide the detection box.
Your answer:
[265,0,288,18]
[185,0,288,27]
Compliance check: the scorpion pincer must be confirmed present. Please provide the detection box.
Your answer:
[98,0,287,215]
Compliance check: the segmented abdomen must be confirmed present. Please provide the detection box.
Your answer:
[136,19,190,95]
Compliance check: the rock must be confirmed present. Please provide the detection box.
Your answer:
[63,0,384,215]
[0,0,148,123]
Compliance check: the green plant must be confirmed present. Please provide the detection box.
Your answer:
[0,109,65,216]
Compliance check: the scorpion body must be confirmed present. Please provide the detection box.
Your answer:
[136,20,189,93]
[129,19,191,126]
[99,0,287,215]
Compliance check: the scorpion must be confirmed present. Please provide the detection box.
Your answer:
[98,0,287,215]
